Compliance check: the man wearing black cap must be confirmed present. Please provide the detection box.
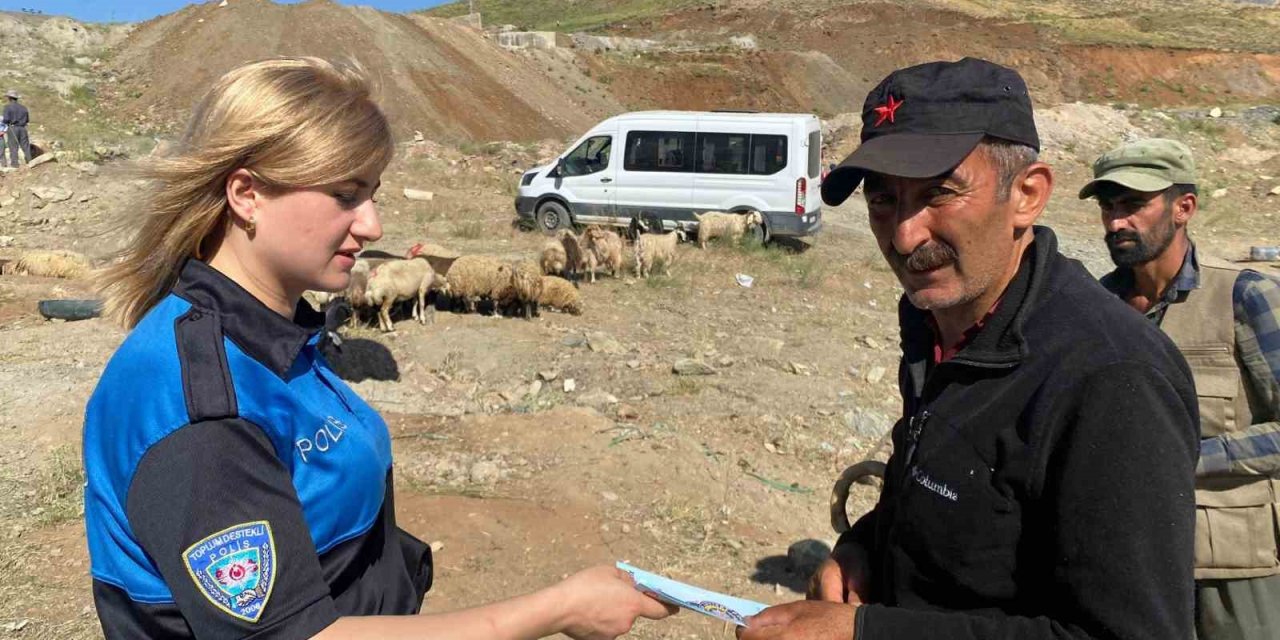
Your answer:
[740,58,1199,640]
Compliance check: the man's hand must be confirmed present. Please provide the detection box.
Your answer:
[807,541,872,603]
[736,601,858,640]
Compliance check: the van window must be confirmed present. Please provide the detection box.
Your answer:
[698,133,750,174]
[697,133,787,175]
[808,130,821,179]
[751,134,787,175]
[624,131,695,172]
[561,135,612,177]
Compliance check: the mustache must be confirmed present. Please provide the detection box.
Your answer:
[1105,230,1142,246]
[892,242,958,272]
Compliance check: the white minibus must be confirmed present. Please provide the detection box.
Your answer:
[515,111,823,241]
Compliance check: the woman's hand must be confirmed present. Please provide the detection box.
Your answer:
[553,565,678,640]
[311,565,676,640]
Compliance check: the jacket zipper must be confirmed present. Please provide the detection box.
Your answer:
[900,409,931,486]
[883,357,947,599]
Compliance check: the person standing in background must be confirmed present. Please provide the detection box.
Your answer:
[3,89,31,168]
[1082,138,1280,640]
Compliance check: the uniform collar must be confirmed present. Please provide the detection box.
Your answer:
[171,259,324,377]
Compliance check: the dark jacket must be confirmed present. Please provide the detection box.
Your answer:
[3,102,28,127]
[843,226,1198,640]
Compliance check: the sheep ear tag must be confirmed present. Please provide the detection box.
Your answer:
[182,521,277,623]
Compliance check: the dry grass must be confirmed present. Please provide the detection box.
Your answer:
[452,219,488,240]
[425,0,700,33]
[33,445,85,527]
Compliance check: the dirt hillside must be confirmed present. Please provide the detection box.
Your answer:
[441,0,1280,121]
[98,0,1280,144]
[102,0,621,141]
[613,2,1280,109]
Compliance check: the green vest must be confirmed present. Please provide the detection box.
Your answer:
[1160,254,1279,580]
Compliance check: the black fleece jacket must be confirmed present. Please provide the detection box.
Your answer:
[843,227,1198,640]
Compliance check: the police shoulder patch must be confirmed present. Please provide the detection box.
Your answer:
[182,520,277,623]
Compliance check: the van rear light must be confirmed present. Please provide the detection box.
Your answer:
[795,177,806,214]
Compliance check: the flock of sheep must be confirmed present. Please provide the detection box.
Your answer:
[312,209,765,332]
[543,210,765,281]
[0,210,766,333]
[307,239,586,334]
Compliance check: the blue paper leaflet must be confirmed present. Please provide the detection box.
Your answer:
[617,562,767,627]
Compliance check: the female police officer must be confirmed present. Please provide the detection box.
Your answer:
[84,57,674,639]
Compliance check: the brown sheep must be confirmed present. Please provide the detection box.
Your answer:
[540,239,567,277]
[6,249,92,279]
[558,229,585,281]
[503,260,544,320]
[536,275,583,315]
[581,226,624,283]
[444,255,512,314]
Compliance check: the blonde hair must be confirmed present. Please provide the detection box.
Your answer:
[97,57,394,328]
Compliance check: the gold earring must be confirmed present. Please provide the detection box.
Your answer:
[245,215,256,234]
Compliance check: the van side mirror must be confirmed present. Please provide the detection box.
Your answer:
[551,157,565,178]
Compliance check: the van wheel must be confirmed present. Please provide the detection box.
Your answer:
[536,201,570,235]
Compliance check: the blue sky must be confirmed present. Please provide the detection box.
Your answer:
[0,0,454,23]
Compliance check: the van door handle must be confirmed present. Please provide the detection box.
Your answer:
[600,177,613,183]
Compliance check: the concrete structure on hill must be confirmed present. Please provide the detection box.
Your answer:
[493,29,657,52]
[571,34,658,53]
[496,30,570,49]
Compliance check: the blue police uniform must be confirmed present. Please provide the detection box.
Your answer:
[84,259,432,639]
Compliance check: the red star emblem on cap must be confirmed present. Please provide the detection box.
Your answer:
[873,95,903,127]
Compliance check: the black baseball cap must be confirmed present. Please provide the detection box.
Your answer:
[821,57,1040,206]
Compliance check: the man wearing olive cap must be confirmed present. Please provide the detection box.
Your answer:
[1083,138,1280,640]
[740,58,1198,640]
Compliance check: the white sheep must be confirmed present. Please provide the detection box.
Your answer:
[536,275,583,315]
[340,259,375,327]
[354,249,399,272]
[692,210,764,249]
[5,249,92,279]
[581,226,624,282]
[443,255,512,314]
[416,269,448,324]
[304,257,372,327]
[364,257,442,332]
[404,241,461,278]
[403,242,458,260]
[302,290,335,311]
[540,239,567,277]
[634,229,684,278]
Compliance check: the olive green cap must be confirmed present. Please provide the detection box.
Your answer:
[1078,138,1196,199]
